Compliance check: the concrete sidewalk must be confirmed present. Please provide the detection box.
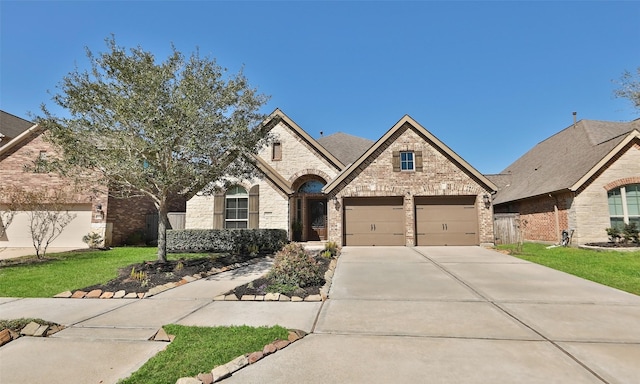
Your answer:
[226,246,640,384]
[0,257,321,384]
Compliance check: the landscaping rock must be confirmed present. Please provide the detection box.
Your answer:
[288,331,300,342]
[254,295,264,301]
[273,339,290,350]
[152,328,171,342]
[33,325,49,337]
[54,291,73,298]
[210,365,231,382]
[262,343,277,355]
[278,294,291,302]
[247,351,264,364]
[291,296,303,302]
[226,355,248,373]
[71,290,87,299]
[113,290,126,298]
[197,372,213,384]
[0,329,13,347]
[124,292,138,299]
[20,322,41,336]
[213,295,225,301]
[304,294,322,302]
[241,295,255,301]
[100,291,114,299]
[224,295,238,301]
[264,292,280,301]
[85,289,102,298]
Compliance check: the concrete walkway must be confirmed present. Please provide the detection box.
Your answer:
[226,246,640,384]
[1,247,639,383]
[0,258,321,384]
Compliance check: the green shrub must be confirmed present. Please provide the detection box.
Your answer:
[82,232,104,248]
[622,223,639,244]
[268,243,323,288]
[606,227,622,243]
[166,229,287,254]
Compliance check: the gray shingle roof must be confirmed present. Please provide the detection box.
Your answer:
[493,119,640,204]
[0,110,33,146]
[316,132,374,165]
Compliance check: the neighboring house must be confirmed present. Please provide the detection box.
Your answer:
[0,110,185,248]
[186,109,497,247]
[490,118,640,245]
[0,111,32,147]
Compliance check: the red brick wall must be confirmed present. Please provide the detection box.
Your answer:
[495,192,571,243]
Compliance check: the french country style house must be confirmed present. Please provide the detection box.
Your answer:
[186,109,498,247]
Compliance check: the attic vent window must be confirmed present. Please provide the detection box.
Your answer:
[393,150,422,172]
[272,142,282,161]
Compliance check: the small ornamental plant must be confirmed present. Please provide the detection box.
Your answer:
[268,243,323,288]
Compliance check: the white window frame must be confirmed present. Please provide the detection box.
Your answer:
[225,186,248,229]
[608,184,640,228]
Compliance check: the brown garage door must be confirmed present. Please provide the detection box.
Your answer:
[415,196,478,246]
[344,197,405,246]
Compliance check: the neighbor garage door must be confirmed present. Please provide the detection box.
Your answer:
[344,197,404,246]
[415,196,478,246]
[0,204,93,248]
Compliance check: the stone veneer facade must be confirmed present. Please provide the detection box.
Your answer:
[186,120,340,233]
[326,123,495,247]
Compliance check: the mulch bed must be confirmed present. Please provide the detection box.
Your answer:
[226,256,332,299]
[81,253,263,294]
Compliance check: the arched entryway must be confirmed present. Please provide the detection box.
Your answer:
[291,176,328,242]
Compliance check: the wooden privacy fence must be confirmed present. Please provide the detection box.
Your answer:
[145,212,186,242]
[493,213,521,245]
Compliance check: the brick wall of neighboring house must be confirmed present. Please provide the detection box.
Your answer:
[327,123,494,246]
[107,193,186,246]
[572,141,640,244]
[0,131,108,247]
[503,192,572,244]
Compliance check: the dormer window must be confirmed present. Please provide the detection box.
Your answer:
[400,151,414,171]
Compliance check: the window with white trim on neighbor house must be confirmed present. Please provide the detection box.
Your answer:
[608,184,640,229]
[225,185,248,229]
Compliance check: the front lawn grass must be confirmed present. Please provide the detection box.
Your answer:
[0,248,211,298]
[498,243,640,295]
[120,325,288,384]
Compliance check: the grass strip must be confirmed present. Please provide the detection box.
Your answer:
[498,243,640,295]
[0,248,212,297]
[120,325,289,384]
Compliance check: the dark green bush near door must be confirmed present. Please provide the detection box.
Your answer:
[167,229,287,254]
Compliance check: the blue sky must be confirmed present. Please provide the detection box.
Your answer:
[1,1,638,174]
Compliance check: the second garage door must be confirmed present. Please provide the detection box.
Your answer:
[344,197,404,246]
[415,196,478,246]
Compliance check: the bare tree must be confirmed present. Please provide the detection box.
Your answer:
[14,188,78,259]
[0,187,20,252]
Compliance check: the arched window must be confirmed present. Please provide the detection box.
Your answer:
[298,180,325,194]
[608,184,640,229]
[225,186,248,229]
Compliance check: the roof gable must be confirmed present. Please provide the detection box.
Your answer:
[324,115,497,193]
[493,119,640,204]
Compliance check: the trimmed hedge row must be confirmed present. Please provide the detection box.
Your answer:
[167,229,288,254]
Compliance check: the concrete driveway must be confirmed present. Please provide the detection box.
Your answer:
[227,246,640,384]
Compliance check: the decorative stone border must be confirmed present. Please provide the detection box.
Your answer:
[213,257,338,302]
[52,253,339,303]
[0,321,65,347]
[174,329,308,384]
[52,257,272,300]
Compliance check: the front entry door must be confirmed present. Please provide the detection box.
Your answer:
[307,199,327,241]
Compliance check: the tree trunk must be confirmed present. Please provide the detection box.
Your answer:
[157,199,169,263]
